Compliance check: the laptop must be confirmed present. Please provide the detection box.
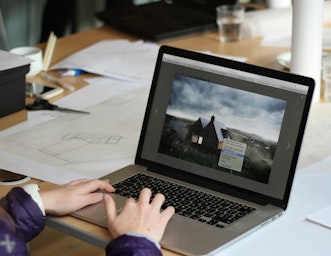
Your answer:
[73,46,314,255]
[96,0,238,42]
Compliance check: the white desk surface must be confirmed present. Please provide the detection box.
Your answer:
[220,157,331,256]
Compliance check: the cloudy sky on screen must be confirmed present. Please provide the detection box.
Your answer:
[166,74,287,142]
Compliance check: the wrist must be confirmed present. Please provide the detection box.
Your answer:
[125,232,161,249]
[22,183,45,215]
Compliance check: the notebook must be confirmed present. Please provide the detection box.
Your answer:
[73,46,314,255]
[96,0,238,42]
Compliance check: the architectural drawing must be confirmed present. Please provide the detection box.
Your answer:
[0,86,150,179]
[40,133,122,162]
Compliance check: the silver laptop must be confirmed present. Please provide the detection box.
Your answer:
[73,46,314,255]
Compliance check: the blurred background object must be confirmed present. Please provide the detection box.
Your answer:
[0,0,268,50]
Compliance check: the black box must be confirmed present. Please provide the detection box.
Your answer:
[0,51,30,118]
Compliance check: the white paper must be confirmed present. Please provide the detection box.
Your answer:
[0,150,89,185]
[50,40,159,83]
[57,76,148,109]
[0,49,31,70]
[49,39,247,84]
[0,84,150,183]
[306,206,331,229]
[0,77,148,138]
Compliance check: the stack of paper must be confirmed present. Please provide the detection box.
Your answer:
[306,206,331,229]
[50,40,160,83]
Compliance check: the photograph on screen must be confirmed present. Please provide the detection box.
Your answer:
[158,74,287,184]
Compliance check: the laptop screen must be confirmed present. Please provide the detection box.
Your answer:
[138,46,313,203]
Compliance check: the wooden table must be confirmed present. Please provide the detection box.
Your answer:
[29,26,290,90]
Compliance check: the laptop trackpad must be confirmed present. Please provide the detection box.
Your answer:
[72,193,128,227]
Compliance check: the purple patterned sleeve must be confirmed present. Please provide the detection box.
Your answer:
[0,187,45,242]
[105,234,163,256]
[0,216,31,256]
[1,188,164,256]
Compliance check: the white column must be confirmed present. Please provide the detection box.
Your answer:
[291,0,324,102]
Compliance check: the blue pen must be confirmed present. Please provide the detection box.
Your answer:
[59,69,86,77]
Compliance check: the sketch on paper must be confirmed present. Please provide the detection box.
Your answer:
[0,86,150,178]
[40,133,122,162]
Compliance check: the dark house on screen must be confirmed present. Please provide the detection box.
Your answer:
[190,115,228,153]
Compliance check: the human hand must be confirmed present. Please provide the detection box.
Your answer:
[40,179,115,216]
[104,188,175,242]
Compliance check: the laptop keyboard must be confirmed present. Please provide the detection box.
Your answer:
[113,173,256,228]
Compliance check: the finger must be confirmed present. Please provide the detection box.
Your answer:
[125,197,136,204]
[160,206,175,222]
[150,193,165,209]
[120,197,136,212]
[103,194,117,224]
[81,193,104,205]
[80,179,115,194]
[67,193,104,213]
[66,179,115,193]
[100,179,115,193]
[138,187,152,204]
